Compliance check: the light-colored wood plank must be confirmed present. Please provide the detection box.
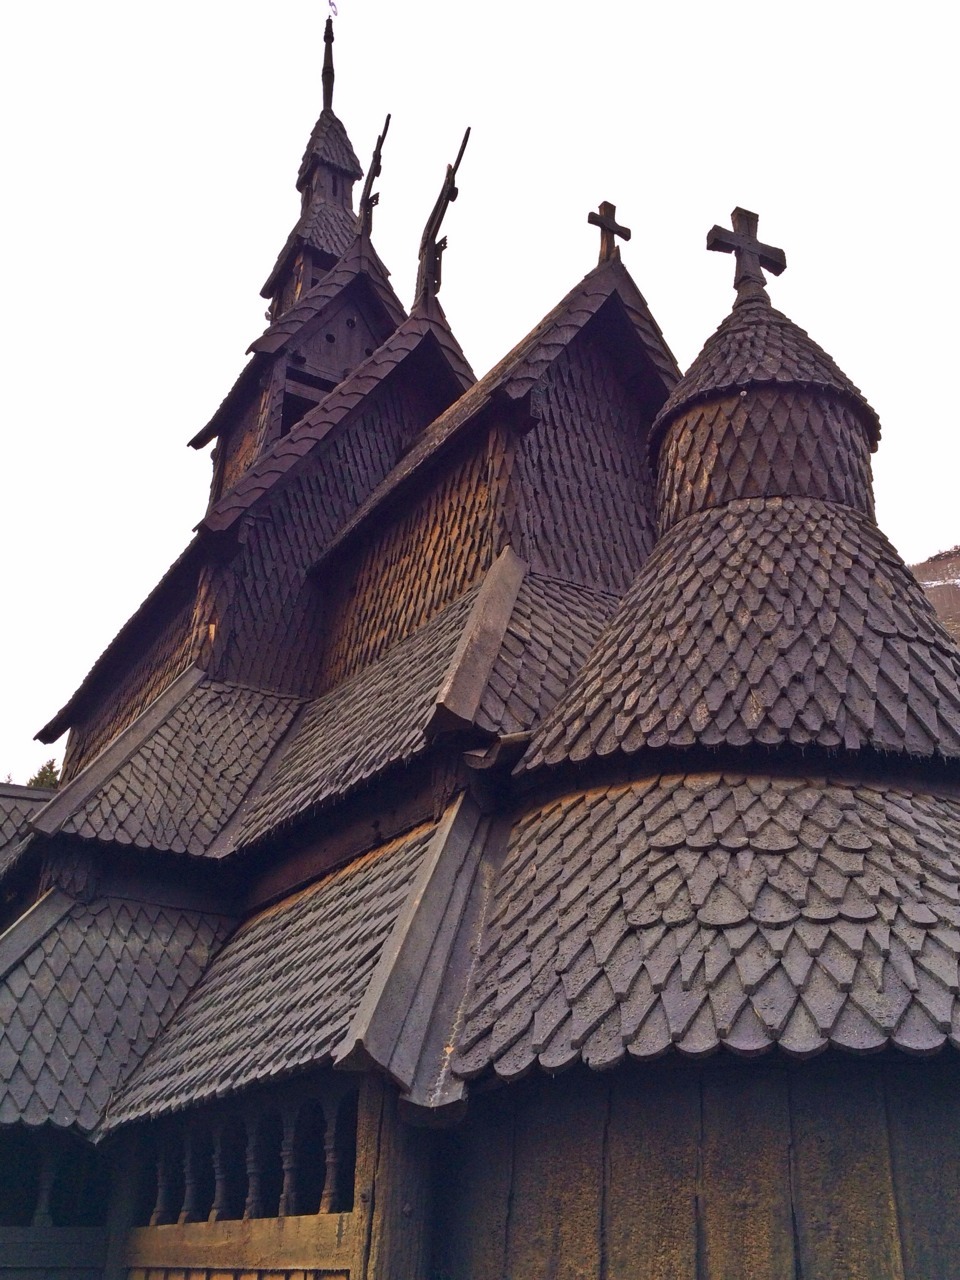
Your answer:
[790,1058,904,1280]
[700,1062,795,1280]
[605,1063,699,1280]
[123,1213,352,1270]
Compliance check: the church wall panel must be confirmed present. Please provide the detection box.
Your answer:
[431,1055,960,1280]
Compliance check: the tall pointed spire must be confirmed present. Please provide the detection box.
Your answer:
[322,16,335,112]
[261,17,364,321]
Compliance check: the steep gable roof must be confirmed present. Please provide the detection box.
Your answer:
[201,305,475,535]
[317,254,680,564]
[190,235,407,450]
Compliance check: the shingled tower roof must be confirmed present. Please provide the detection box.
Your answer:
[261,19,364,318]
[525,210,960,770]
[454,212,960,1085]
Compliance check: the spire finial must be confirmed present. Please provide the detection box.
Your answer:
[358,114,391,239]
[322,17,335,113]
[588,201,631,265]
[707,208,786,302]
[414,127,471,311]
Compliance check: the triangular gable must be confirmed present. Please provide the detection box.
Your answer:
[316,254,680,567]
[202,306,475,535]
[190,236,407,450]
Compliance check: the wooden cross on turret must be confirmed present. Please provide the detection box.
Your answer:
[707,207,786,295]
[588,202,631,264]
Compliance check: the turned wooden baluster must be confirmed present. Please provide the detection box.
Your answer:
[31,1142,55,1227]
[209,1120,228,1221]
[150,1134,180,1226]
[178,1127,201,1223]
[278,1103,299,1218]
[243,1113,263,1219]
[319,1100,340,1213]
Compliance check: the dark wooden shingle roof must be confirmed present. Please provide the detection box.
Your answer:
[0,890,231,1131]
[453,774,960,1082]
[104,824,436,1127]
[653,293,880,449]
[525,498,960,769]
[33,672,302,858]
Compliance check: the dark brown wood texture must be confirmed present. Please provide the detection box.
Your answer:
[504,328,657,593]
[214,378,274,503]
[352,1075,434,1280]
[211,374,439,696]
[62,594,198,783]
[656,389,876,533]
[432,1055,960,1280]
[322,438,497,690]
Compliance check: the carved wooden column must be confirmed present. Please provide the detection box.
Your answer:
[279,1102,299,1218]
[150,1133,180,1226]
[243,1113,264,1220]
[319,1103,340,1214]
[31,1141,55,1227]
[178,1127,203,1223]
[209,1120,230,1222]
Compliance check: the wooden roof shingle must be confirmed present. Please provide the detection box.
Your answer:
[453,774,960,1082]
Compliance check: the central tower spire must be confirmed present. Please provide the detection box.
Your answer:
[261,17,364,321]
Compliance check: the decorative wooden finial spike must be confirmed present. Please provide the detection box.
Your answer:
[588,202,631,265]
[707,207,786,301]
[322,17,335,113]
[358,113,391,239]
[414,127,471,311]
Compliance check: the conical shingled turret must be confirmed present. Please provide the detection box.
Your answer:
[452,214,960,1085]
[523,212,960,770]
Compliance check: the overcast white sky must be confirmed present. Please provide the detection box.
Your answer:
[1,0,957,783]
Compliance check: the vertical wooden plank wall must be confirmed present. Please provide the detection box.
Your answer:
[432,1055,960,1280]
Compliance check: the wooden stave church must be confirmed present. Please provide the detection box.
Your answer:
[3,20,960,1280]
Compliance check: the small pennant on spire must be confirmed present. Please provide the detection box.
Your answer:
[707,208,786,300]
[588,202,631,264]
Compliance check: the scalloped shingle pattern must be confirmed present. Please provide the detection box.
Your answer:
[294,197,358,261]
[453,775,960,1082]
[476,576,619,736]
[106,825,435,1126]
[656,390,875,533]
[57,682,302,856]
[0,898,231,1131]
[297,110,363,183]
[0,787,51,856]
[654,296,879,445]
[524,498,960,769]
[237,591,479,848]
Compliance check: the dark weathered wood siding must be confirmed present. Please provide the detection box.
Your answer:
[433,1054,960,1280]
